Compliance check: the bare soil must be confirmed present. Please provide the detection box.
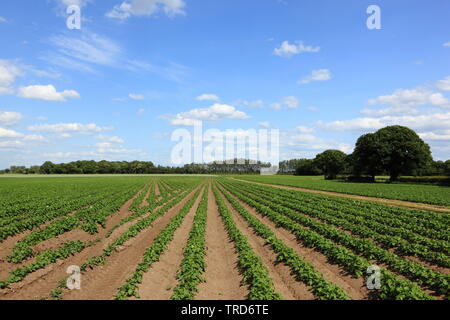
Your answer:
[196,186,248,300]
[134,188,203,300]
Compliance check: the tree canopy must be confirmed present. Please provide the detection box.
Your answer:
[314,150,347,180]
[372,126,432,181]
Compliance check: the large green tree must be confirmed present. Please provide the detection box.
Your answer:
[314,150,347,180]
[445,160,450,176]
[40,161,55,174]
[374,126,432,181]
[352,133,383,181]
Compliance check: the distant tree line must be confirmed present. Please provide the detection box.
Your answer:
[2,126,449,181]
[1,159,271,175]
[282,126,450,181]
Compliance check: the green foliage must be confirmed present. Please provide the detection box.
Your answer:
[236,175,450,206]
[1,240,95,289]
[115,186,203,300]
[221,179,439,300]
[218,185,350,300]
[364,126,432,181]
[171,188,208,300]
[213,186,282,300]
[314,150,348,180]
[236,182,450,267]
[353,133,384,180]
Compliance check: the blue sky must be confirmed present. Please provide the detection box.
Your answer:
[0,0,449,168]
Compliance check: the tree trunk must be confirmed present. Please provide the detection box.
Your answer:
[390,171,399,182]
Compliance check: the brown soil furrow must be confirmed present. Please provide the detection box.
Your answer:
[32,192,156,257]
[133,189,204,300]
[231,186,446,299]
[0,187,146,300]
[139,184,153,208]
[309,214,450,275]
[404,255,449,275]
[241,188,450,277]
[196,186,248,300]
[154,181,161,196]
[0,205,96,280]
[217,188,315,300]
[0,230,43,280]
[220,186,369,300]
[230,178,450,213]
[61,186,201,300]
[0,205,85,262]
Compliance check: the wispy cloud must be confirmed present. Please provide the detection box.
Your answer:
[28,122,113,134]
[196,94,219,101]
[106,0,186,21]
[43,30,190,82]
[299,69,332,84]
[234,99,265,108]
[271,96,299,110]
[0,60,22,94]
[52,0,93,17]
[274,41,320,58]
[129,93,144,100]
[137,108,145,117]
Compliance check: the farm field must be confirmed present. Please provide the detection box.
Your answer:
[233,175,450,207]
[0,175,449,300]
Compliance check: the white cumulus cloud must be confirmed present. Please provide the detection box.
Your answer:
[196,94,219,101]
[367,88,449,109]
[271,96,300,110]
[436,76,450,91]
[18,85,80,101]
[296,125,315,133]
[316,112,450,133]
[166,104,249,126]
[299,69,332,84]
[0,127,23,138]
[0,111,23,127]
[274,41,320,58]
